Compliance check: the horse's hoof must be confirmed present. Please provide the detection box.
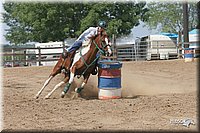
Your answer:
[71,94,76,99]
[44,95,50,99]
[34,95,39,99]
[75,88,83,93]
[61,91,65,98]
[71,92,79,99]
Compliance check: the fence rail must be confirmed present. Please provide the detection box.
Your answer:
[2,40,199,67]
[2,46,66,67]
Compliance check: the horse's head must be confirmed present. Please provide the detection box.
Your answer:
[94,29,112,56]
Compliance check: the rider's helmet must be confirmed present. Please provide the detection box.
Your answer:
[98,20,107,29]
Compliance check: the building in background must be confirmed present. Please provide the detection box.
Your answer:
[188,29,200,58]
[135,33,178,60]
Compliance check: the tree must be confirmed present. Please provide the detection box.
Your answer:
[78,2,149,37]
[3,3,88,44]
[3,2,149,45]
[146,2,199,33]
[197,1,200,29]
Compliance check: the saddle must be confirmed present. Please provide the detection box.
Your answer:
[61,47,97,75]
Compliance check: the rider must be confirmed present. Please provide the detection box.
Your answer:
[64,20,107,57]
[62,20,108,75]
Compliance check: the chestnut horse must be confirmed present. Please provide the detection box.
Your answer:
[35,29,112,99]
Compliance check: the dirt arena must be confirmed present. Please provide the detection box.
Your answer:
[2,59,199,132]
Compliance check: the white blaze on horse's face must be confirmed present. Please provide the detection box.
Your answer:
[105,37,112,56]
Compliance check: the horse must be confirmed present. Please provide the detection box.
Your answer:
[34,29,112,99]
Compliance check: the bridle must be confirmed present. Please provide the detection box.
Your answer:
[93,31,111,54]
[78,31,111,76]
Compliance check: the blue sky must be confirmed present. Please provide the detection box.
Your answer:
[0,0,159,45]
[0,1,8,45]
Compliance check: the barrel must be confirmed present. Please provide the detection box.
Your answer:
[97,60,122,100]
[184,48,194,62]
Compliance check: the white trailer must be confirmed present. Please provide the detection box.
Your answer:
[139,35,178,60]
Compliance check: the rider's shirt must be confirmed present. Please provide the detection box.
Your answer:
[77,27,98,41]
[66,27,99,53]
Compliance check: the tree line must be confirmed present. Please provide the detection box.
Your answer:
[3,1,199,45]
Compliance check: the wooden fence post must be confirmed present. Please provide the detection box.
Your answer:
[11,48,14,67]
[134,44,137,61]
[38,47,42,66]
[62,41,66,53]
[24,50,27,66]
[178,31,183,58]
[157,41,159,59]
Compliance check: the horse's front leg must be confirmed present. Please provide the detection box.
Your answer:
[75,74,90,94]
[71,74,90,99]
[61,67,76,98]
[44,77,69,99]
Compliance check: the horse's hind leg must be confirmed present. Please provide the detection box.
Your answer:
[44,77,69,99]
[34,76,54,99]
[35,55,64,99]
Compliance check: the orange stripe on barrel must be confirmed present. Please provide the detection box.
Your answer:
[99,96,121,100]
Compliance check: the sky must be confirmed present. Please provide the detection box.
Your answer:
[0,1,7,45]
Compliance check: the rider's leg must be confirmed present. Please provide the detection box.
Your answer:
[67,40,83,53]
[62,40,82,58]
